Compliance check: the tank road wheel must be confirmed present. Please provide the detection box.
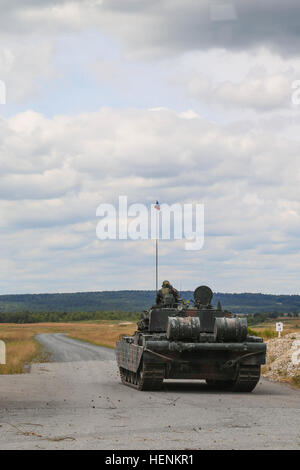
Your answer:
[133,371,139,386]
[119,367,127,385]
[206,365,261,393]
[136,363,164,391]
[119,364,164,391]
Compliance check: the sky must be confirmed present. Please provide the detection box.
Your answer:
[1,0,300,295]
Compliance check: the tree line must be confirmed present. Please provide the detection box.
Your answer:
[0,310,139,324]
[247,311,299,325]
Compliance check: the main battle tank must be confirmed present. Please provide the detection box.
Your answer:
[116,286,266,392]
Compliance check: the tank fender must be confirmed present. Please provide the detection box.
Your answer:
[221,350,267,369]
[116,341,143,373]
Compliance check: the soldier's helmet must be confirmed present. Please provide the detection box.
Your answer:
[162,280,170,287]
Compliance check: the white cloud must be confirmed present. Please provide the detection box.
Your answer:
[1,107,300,293]
[174,48,300,112]
[1,1,300,106]
[1,2,300,293]
[0,36,55,102]
[186,72,293,111]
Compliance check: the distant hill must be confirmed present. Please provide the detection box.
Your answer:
[0,290,300,315]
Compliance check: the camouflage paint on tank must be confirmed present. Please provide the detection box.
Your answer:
[116,285,267,392]
[116,339,143,373]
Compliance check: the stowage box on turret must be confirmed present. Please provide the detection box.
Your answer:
[116,286,266,392]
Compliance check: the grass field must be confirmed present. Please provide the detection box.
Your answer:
[0,321,136,374]
[249,317,300,338]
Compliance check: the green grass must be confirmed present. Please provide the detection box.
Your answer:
[260,328,277,339]
[248,327,259,336]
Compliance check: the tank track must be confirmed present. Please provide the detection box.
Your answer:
[119,363,164,391]
[206,365,261,393]
[231,365,261,392]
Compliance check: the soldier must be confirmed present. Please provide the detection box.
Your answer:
[156,280,180,306]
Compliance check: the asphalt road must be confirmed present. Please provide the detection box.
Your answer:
[36,333,115,362]
[0,333,299,450]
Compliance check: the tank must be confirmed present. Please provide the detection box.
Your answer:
[116,286,266,392]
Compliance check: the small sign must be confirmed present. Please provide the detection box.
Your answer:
[0,340,6,364]
[276,322,283,337]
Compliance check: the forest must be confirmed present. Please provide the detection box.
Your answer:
[0,290,300,323]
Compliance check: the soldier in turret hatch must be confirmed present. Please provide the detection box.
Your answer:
[156,280,180,306]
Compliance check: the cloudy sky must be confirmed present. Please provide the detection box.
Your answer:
[1,0,300,295]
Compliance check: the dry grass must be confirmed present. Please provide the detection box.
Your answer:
[66,321,136,348]
[0,321,136,375]
[250,317,300,339]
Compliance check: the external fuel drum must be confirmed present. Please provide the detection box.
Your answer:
[214,317,248,342]
[167,316,201,340]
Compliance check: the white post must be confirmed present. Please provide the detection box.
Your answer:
[0,341,6,364]
[276,322,283,338]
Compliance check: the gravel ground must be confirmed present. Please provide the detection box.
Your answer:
[263,332,300,384]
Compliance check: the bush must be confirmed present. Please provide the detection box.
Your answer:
[291,375,300,388]
[248,327,259,336]
[261,328,277,339]
[248,328,277,339]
